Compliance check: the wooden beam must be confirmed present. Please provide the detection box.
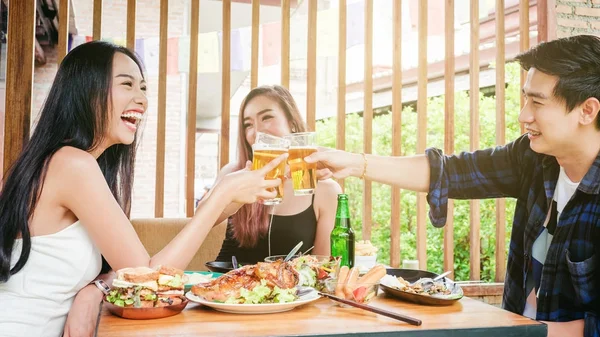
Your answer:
[251,0,259,89]
[536,0,547,43]
[127,0,136,50]
[306,0,317,131]
[416,0,428,270]
[57,0,70,64]
[93,0,102,41]
[460,282,505,297]
[495,0,506,283]
[469,0,481,281]
[281,0,290,88]
[155,0,168,217]
[186,0,200,217]
[220,0,231,169]
[443,0,455,279]
[336,0,346,191]
[362,0,373,241]
[390,0,402,268]
[4,0,35,176]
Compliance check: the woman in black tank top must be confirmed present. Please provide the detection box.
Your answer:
[214,85,342,264]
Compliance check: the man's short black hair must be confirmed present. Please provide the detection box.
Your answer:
[515,35,600,129]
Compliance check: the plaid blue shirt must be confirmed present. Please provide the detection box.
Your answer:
[425,134,599,337]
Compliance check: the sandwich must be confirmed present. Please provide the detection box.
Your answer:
[155,265,187,307]
[106,267,159,308]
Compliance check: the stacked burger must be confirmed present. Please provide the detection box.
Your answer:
[106,266,187,308]
[156,266,186,306]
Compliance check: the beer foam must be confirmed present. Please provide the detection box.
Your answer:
[289,146,318,149]
[252,145,288,152]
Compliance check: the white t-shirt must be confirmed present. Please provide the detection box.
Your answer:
[523,167,579,319]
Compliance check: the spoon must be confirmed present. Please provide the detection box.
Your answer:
[232,256,239,269]
[433,270,452,281]
[284,241,304,262]
[411,270,452,289]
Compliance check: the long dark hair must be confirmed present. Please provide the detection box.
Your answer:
[231,85,307,247]
[515,34,600,129]
[0,41,145,282]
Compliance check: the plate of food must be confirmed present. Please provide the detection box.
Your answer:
[104,265,189,319]
[265,254,340,292]
[379,269,463,306]
[186,260,320,314]
[183,271,222,292]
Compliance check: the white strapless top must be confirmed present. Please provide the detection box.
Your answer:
[0,221,102,337]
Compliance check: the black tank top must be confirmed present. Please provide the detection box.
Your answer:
[216,195,318,264]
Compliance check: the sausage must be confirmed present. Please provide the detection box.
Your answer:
[343,267,360,298]
[334,266,349,297]
[356,265,387,284]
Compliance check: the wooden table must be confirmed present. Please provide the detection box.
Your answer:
[96,294,546,337]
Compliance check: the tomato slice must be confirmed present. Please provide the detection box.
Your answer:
[352,286,367,303]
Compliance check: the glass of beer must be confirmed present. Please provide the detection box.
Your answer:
[252,132,290,205]
[284,132,317,196]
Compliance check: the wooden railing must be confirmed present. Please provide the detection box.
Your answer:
[3,0,551,282]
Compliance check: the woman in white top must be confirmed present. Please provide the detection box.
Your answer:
[0,41,286,337]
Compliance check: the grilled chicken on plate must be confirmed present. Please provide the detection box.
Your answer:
[191,260,299,303]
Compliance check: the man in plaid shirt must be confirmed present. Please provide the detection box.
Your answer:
[308,35,600,337]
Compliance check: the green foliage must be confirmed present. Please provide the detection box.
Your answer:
[316,63,523,282]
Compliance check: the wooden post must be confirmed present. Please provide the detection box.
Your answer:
[250,0,259,89]
[443,0,455,279]
[306,0,317,131]
[495,0,506,283]
[186,0,200,217]
[220,0,231,169]
[57,0,70,64]
[469,0,481,281]
[362,0,373,241]
[155,0,168,217]
[4,0,35,176]
[127,0,136,50]
[281,0,290,88]
[336,0,347,192]
[390,0,403,268]
[93,0,102,41]
[416,0,428,270]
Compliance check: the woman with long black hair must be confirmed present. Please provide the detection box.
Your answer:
[0,41,285,336]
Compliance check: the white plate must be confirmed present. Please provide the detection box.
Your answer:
[185,288,320,314]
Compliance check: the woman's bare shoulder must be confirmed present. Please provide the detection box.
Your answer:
[314,179,343,203]
[50,146,97,168]
[46,146,102,182]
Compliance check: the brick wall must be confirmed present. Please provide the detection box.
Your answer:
[31,0,219,218]
[555,0,600,37]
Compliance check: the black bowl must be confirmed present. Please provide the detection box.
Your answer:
[204,261,251,273]
[381,268,463,306]
[385,268,438,282]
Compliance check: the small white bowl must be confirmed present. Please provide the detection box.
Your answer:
[354,255,377,273]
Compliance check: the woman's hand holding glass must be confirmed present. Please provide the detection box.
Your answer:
[305,148,365,180]
[215,153,288,204]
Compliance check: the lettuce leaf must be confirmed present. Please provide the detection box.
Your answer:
[272,286,297,303]
[297,266,317,287]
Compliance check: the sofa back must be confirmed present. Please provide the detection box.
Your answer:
[131,218,226,271]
